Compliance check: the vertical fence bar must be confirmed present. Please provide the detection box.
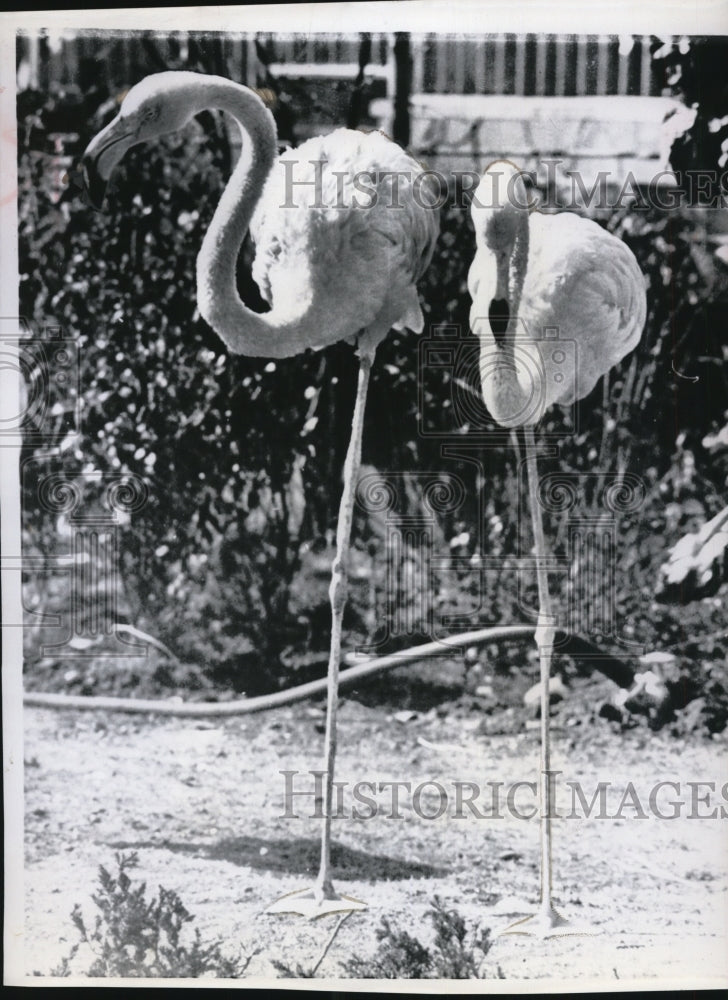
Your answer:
[575,34,588,95]
[473,35,486,93]
[229,35,243,81]
[382,33,396,98]
[493,33,506,93]
[435,36,448,93]
[63,33,78,87]
[640,33,653,94]
[524,34,537,95]
[596,34,610,94]
[554,34,567,95]
[606,36,619,93]
[412,32,424,93]
[535,34,548,95]
[393,32,411,147]
[617,35,631,94]
[514,34,526,94]
[246,36,257,87]
[28,33,40,89]
[370,31,380,65]
[423,33,434,92]
[219,35,229,76]
[546,35,557,95]
[120,33,132,87]
[586,36,599,94]
[453,38,467,93]
[48,34,63,88]
[504,34,516,94]
[630,36,643,94]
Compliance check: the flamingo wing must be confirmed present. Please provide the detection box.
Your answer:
[250,128,439,348]
[522,212,647,405]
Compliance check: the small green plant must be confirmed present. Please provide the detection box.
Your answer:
[342,897,503,980]
[46,853,257,979]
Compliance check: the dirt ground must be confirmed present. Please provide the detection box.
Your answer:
[19,664,728,987]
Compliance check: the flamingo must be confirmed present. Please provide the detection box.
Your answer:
[468,160,646,936]
[82,71,439,918]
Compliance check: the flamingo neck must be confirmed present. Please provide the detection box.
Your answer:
[508,210,530,332]
[193,78,315,358]
[480,210,536,427]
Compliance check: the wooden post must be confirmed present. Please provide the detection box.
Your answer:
[393,32,411,148]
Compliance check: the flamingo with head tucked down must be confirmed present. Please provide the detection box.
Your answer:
[82,71,439,919]
[468,160,646,936]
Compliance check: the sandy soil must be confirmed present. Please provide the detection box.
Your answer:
[19,666,728,987]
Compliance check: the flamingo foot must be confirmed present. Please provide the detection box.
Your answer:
[498,902,599,938]
[265,886,368,919]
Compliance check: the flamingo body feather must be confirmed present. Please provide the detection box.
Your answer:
[251,127,438,348]
[469,171,646,426]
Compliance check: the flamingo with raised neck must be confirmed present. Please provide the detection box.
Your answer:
[83,70,439,919]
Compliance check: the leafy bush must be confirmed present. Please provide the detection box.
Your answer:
[342,897,502,979]
[45,853,257,978]
[651,35,728,197]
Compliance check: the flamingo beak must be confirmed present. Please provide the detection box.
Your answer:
[80,153,107,211]
[489,251,511,346]
[489,297,510,346]
[81,115,137,210]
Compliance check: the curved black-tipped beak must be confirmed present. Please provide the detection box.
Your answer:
[80,116,137,211]
[489,297,510,347]
[81,153,107,211]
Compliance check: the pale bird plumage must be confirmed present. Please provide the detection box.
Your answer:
[469,160,647,427]
[468,160,646,937]
[82,72,438,359]
[251,127,438,346]
[82,70,439,918]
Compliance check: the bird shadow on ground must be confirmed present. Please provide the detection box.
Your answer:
[344,660,467,712]
[109,835,448,881]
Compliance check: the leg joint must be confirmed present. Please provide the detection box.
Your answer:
[535,613,556,651]
[329,563,348,614]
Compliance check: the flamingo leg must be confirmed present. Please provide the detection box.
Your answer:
[315,343,374,903]
[266,338,377,918]
[500,425,573,937]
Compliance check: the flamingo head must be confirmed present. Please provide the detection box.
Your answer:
[471,161,534,345]
[81,72,204,209]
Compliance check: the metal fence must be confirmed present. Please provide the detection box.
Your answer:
[414,34,658,96]
[17,30,678,193]
[17,30,662,98]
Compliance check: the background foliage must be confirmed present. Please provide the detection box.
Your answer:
[17,35,728,730]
